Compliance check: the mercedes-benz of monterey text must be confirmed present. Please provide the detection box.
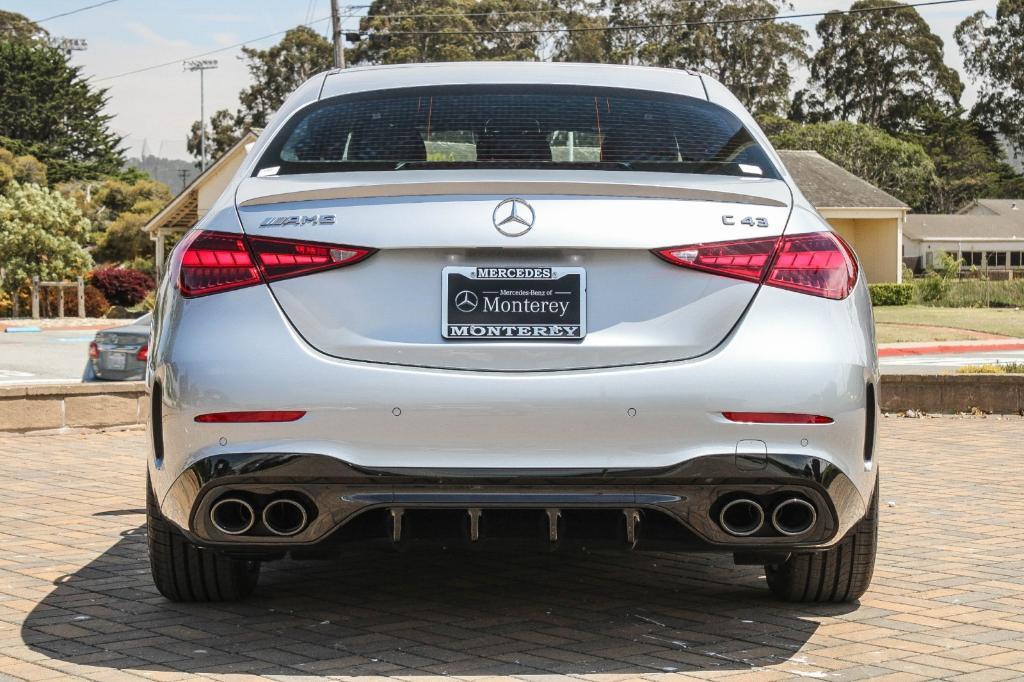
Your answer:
[146,62,879,604]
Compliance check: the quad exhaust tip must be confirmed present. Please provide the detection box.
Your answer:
[771,498,817,536]
[262,498,309,536]
[719,498,765,537]
[210,498,256,535]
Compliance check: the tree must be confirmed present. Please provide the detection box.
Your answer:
[0,41,124,182]
[0,147,46,190]
[605,1,807,115]
[186,109,242,165]
[551,1,609,63]
[0,10,47,43]
[0,182,93,300]
[956,0,1024,156]
[907,108,1024,213]
[235,26,333,130]
[766,119,936,209]
[353,0,477,64]
[58,176,171,264]
[803,0,963,132]
[188,26,332,163]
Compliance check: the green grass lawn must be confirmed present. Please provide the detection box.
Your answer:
[874,305,1024,344]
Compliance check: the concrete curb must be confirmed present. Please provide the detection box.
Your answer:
[880,374,1024,414]
[0,381,147,432]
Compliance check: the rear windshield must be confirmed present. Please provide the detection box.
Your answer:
[255,85,779,179]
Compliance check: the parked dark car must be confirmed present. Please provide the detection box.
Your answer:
[84,313,151,381]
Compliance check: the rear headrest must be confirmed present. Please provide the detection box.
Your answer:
[601,129,680,163]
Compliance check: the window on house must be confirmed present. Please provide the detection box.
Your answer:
[960,251,983,267]
[987,251,1007,267]
[1011,252,1024,267]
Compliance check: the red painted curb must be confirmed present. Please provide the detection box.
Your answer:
[879,342,1024,357]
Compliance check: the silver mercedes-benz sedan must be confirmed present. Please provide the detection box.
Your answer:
[146,62,878,603]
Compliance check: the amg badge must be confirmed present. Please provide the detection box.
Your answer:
[259,215,336,227]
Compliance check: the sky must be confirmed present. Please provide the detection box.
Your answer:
[4,0,1001,161]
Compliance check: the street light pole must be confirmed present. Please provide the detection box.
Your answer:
[330,0,345,69]
[184,59,219,171]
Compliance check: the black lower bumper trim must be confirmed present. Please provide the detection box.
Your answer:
[157,453,870,553]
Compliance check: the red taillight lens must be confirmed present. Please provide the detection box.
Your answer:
[723,412,833,424]
[247,235,374,282]
[88,341,99,358]
[176,230,375,298]
[655,231,858,300]
[766,232,857,300]
[136,344,148,362]
[178,230,260,297]
[194,410,306,423]
[655,236,778,283]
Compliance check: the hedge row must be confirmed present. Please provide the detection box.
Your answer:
[869,283,914,306]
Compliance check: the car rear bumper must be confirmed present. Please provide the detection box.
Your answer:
[158,450,871,554]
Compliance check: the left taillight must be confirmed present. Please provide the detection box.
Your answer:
[176,230,374,298]
[136,344,148,362]
[654,231,858,300]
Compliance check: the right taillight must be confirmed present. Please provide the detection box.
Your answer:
[175,230,374,298]
[654,231,858,300]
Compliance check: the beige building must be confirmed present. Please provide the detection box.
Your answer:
[776,151,909,284]
[144,130,259,280]
[145,144,909,284]
[903,199,1024,275]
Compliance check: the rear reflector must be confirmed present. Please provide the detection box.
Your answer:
[176,230,374,298]
[655,231,858,300]
[194,411,306,423]
[723,412,833,424]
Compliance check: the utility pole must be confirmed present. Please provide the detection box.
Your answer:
[330,0,345,69]
[183,59,219,171]
[177,169,190,191]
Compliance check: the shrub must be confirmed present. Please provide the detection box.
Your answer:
[38,284,110,317]
[915,272,949,303]
[869,283,913,306]
[89,267,154,306]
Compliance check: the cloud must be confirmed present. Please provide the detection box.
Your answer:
[122,20,191,49]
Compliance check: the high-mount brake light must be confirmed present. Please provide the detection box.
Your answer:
[176,230,374,298]
[655,231,858,300]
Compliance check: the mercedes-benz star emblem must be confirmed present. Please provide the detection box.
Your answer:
[454,290,479,313]
[492,197,535,237]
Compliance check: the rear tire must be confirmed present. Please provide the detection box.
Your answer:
[765,475,878,603]
[146,474,260,602]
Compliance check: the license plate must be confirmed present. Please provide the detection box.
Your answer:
[442,266,586,340]
[105,352,127,370]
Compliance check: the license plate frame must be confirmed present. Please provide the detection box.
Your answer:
[105,352,127,370]
[442,266,586,341]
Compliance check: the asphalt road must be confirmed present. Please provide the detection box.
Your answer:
[0,329,93,385]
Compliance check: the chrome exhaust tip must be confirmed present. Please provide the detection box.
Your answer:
[771,498,817,536]
[718,498,765,537]
[210,498,256,535]
[262,498,309,536]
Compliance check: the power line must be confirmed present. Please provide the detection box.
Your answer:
[94,16,333,82]
[93,0,977,83]
[34,0,121,23]
[373,0,979,37]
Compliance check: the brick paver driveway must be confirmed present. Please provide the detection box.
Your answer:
[2,417,1024,681]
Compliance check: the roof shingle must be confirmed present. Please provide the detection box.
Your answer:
[777,150,908,210]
